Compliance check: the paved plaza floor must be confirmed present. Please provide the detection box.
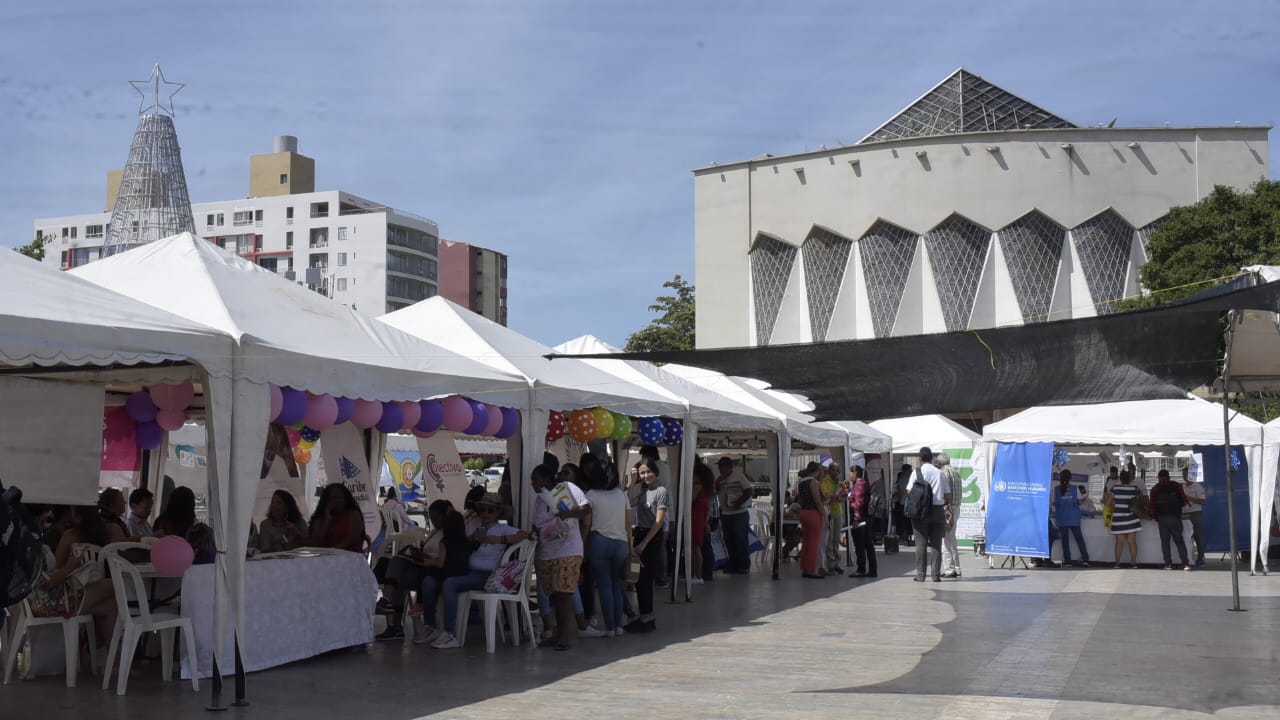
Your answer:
[5,550,1279,719]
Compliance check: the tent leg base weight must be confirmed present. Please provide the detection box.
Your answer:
[1228,608,1249,613]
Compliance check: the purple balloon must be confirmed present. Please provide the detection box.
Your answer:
[125,391,158,423]
[275,387,308,426]
[495,407,521,439]
[416,399,444,433]
[333,396,356,425]
[136,420,164,450]
[462,401,489,436]
[376,402,404,433]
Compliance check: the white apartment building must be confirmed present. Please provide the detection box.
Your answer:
[35,137,440,314]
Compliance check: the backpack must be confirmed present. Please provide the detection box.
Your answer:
[904,469,933,523]
[0,481,45,609]
[1154,483,1183,519]
[867,489,885,520]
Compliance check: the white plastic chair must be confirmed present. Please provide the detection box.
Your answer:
[100,542,151,560]
[100,555,198,695]
[750,505,775,569]
[2,595,98,687]
[457,540,537,653]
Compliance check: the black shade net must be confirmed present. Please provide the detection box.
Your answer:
[557,279,1280,422]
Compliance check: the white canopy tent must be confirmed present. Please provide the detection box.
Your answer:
[379,299,685,524]
[869,414,981,454]
[984,397,1266,573]
[71,234,529,685]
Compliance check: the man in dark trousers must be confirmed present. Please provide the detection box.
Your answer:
[1150,469,1191,571]
[907,448,950,582]
[892,463,914,546]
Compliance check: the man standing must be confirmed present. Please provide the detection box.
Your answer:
[1150,469,1191,570]
[908,447,950,582]
[1181,467,1206,567]
[935,454,964,578]
[893,463,914,546]
[715,457,753,575]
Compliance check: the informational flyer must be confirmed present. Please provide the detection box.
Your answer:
[986,442,1053,557]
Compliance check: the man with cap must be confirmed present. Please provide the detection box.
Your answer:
[907,447,950,582]
[716,456,753,574]
[935,453,964,578]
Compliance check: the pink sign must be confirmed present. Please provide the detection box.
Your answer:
[101,406,140,472]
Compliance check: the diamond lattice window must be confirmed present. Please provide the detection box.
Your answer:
[923,215,991,332]
[750,234,799,345]
[802,228,854,341]
[860,69,1076,144]
[999,211,1064,323]
[858,221,918,338]
[1135,216,1168,259]
[1072,210,1134,314]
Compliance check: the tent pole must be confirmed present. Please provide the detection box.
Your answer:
[1222,309,1243,612]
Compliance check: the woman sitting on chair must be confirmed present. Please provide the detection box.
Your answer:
[255,490,309,553]
[309,484,366,553]
[38,506,123,645]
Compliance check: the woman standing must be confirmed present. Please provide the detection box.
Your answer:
[1106,470,1142,567]
[624,458,667,633]
[308,484,366,553]
[690,463,715,584]
[586,462,631,636]
[796,465,825,579]
[531,463,591,650]
[847,467,878,578]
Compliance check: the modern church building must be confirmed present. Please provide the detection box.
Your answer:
[693,69,1271,349]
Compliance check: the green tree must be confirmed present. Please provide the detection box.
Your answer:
[625,275,696,353]
[1128,179,1280,308]
[15,232,48,261]
[463,457,486,472]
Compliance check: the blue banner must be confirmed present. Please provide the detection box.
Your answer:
[987,442,1054,557]
[1194,444,1250,553]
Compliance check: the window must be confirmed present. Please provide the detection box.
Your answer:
[286,206,294,220]
[207,214,215,226]
[233,210,253,226]
[310,202,328,219]
[254,209,263,223]
[279,173,288,185]
[85,224,104,239]
[61,227,69,239]
[337,226,348,241]
[130,220,140,239]
[335,278,348,292]
[337,252,348,266]
[286,231,293,249]
[309,228,329,248]
[217,213,225,227]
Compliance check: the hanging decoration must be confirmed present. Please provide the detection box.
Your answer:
[442,396,473,432]
[333,396,356,425]
[350,398,383,429]
[462,400,489,436]
[275,387,308,426]
[590,407,614,439]
[376,402,405,433]
[397,400,422,431]
[662,418,684,446]
[496,407,521,439]
[610,412,632,441]
[546,411,567,442]
[568,408,597,443]
[303,393,339,430]
[125,391,158,423]
[416,399,445,433]
[637,417,665,446]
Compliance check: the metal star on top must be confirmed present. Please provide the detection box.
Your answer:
[129,63,184,116]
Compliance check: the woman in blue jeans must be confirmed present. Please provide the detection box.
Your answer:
[585,462,632,636]
[430,494,530,649]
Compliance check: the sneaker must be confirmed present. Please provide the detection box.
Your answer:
[414,627,441,646]
[1195,559,1206,567]
[430,632,460,649]
[1163,565,1174,570]
[1184,564,1193,571]
[1078,561,1090,568]
[689,577,704,585]
[578,625,606,639]
[623,619,655,634]
[375,626,404,641]
[375,599,396,616]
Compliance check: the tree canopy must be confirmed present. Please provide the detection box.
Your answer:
[1135,179,1280,306]
[625,275,695,353]
[15,233,48,262]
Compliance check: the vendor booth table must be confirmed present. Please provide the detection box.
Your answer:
[1049,517,1195,565]
[182,548,375,679]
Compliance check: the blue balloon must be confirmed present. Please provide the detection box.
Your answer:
[637,417,665,446]
[662,418,684,446]
[333,397,356,425]
[376,402,404,433]
[463,401,489,436]
[495,407,520,439]
[416,399,444,433]
[275,387,308,426]
[300,426,322,444]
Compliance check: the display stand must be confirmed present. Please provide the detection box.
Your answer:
[991,553,1030,570]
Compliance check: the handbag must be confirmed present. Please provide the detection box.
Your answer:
[483,558,526,594]
[746,528,765,554]
[625,551,642,584]
[883,534,900,554]
[709,528,729,569]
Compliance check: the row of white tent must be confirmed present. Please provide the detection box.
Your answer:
[0,233,890,678]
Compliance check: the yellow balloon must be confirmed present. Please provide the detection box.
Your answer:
[591,407,614,439]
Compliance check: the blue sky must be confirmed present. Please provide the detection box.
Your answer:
[2,1,1277,347]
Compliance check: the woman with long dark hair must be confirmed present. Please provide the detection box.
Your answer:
[154,486,197,539]
[690,462,715,584]
[98,488,128,537]
[587,456,631,636]
[309,484,366,553]
[412,502,473,644]
[256,490,309,553]
[625,458,667,633]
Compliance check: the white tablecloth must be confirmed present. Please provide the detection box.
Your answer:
[1050,517,1194,565]
[181,549,376,679]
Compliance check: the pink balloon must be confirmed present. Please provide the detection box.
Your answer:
[151,535,194,576]
[397,401,421,430]
[350,398,383,429]
[269,385,283,422]
[482,404,503,436]
[303,393,339,430]
[441,396,473,432]
[149,382,195,412]
[155,409,186,432]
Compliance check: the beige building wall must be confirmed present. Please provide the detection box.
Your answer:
[694,126,1270,349]
[105,169,123,212]
[250,151,315,198]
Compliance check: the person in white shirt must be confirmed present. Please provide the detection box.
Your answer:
[125,488,156,539]
[906,447,951,582]
[715,456,754,575]
[935,454,964,578]
[1182,467,1207,567]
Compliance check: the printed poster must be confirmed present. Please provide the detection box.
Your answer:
[416,431,469,512]
[382,449,422,502]
[101,405,140,488]
[986,442,1053,557]
[318,423,379,534]
[942,445,986,546]
[252,423,305,525]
